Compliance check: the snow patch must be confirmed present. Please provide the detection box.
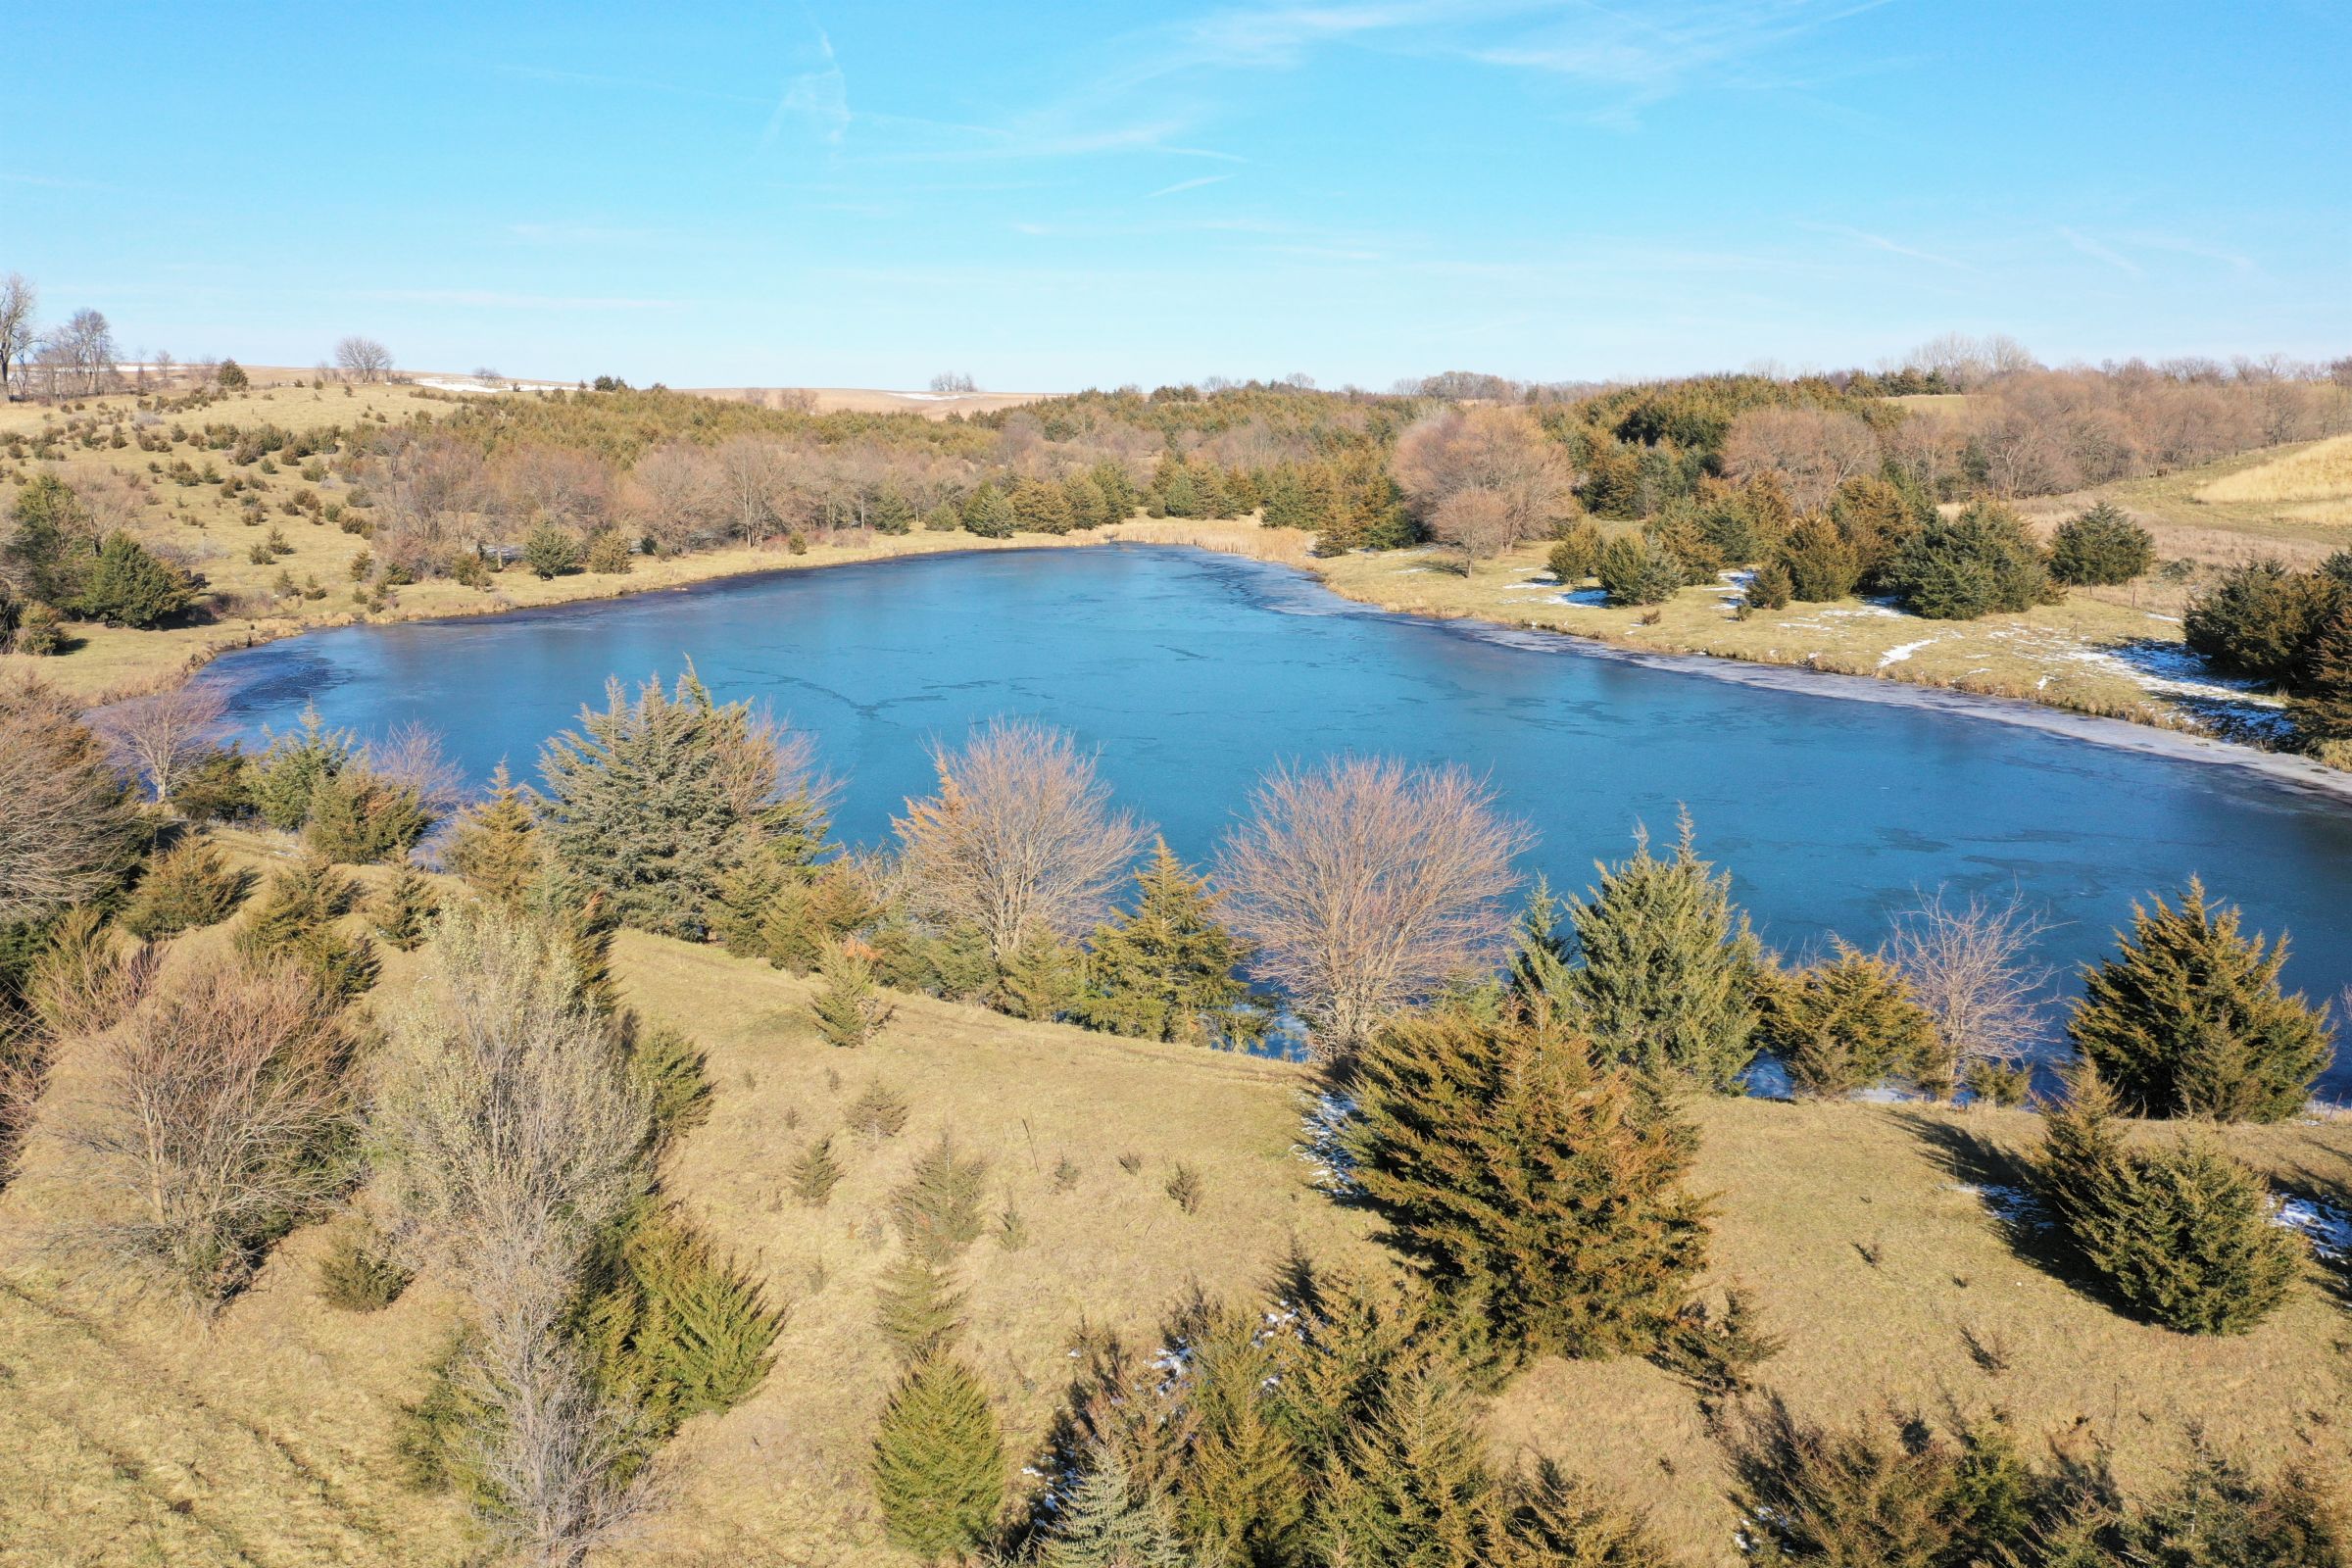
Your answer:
[1295,1090,1360,1198]
[2276,1194,2352,1260]
[1878,638,1939,668]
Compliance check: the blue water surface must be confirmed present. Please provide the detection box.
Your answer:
[200,546,2352,1089]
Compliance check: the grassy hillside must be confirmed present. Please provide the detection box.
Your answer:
[5,842,2347,1565]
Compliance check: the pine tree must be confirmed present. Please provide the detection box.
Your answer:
[869,482,915,535]
[812,940,895,1049]
[871,1353,1005,1561]
[2049,501,2156,587]
[627,1023,712,1144]
[1758,943,1937,1099]
[1041,1446,1189,1568]
[73,531,195,627]
[788,1135,843,1206]
[442,761,542,905]
[1071,840,1252,1044]
[1178,1305,1308,1566]
[1778,514,1861,602]
[1348,1004,1712,1372]
[1567,816,1763,1091]
[369,859,438,951]
[891,1134,989,1263]
[996,931,1081,1022]
[961,483,1015,538]
[2293,601,2352,750]
[1009,475,1075,534]
[1507,877,1576,1005]
[875,1253,969,1362]
[235,857,378,1001]
[1493,1460,1680,1568]
[121,837,252,940]
[534,670,806,938]
[2037,1066,2302,1335]
[303,765,430,864]
[581,1209,782,1441]
[251,707,358,831]
[1313,1360,1494,1568]
[1743,560,1794,612]
[2068,879,2333,1122]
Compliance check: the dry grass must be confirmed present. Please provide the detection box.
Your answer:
[2197,432,2352,506]
[4,860,2349,1565]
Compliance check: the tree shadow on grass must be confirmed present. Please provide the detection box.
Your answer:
[1886,1108,2081,1285]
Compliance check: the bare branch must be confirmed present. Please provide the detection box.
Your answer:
[95,682,228,804]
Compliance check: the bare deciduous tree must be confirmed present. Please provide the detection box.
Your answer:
[366,720,466,815]
[66,956,352,1301]
[1216,756,1529,1057]
[372,902,652,1564]
[623,441,725,553]
[713,436,788,545]
[96,682,228,803]
[893,717,1148,961]
[1391,406,1576,559]
[0,676,140,927]
[928,371,977,394]
[1428,487,1517,564]
[335,335,394,381]
[0,272,34,398]
[498,443,612,532]
[1721,407,1883,514]
[1886,888,2055,1091]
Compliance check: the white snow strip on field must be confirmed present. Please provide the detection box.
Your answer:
[1878,638,1939,668]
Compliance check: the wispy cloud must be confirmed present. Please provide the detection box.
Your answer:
[1148,172,1236,198]
[1800,220,1973,270]
[766,28,850,147]
[2057,226,2144,276]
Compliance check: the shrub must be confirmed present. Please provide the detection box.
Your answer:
[871,1353,1005,1561]
[2048,501,2155,586]
[1759,943,1937,1098]
[2067,879,2332,1122]
[234,857,380,1003]
[303,764,431,864]
[1777,514,1861,602]
[584,529,634,574]
[368,861,438,951]
[1743,560,1793,611]
[875,1253,969,1362]
[789,1135,843,1205]
[2186,559,2338,684]
[1348,1004,1711,1373]
[1546,522,1606,586]
[580,1207,784,1441]
[891,1133,989,1263]
[1595,534,1684,607]
[812,940,896,1049]
[2037,1068,2301,1335]
[520,523,582,578]
[1885,502,2057,620]
[251,707,359,831]
[626,1023,711,1145]
[26,906,159,1039]
[1565,816,1763,1091]
[121,837,252,940]
[849,1078,910,1140]
[73,531,196,628]
[318,1225,413,1310]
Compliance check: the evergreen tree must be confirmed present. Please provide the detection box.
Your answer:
[1507,877,1575,1006]
[1777,514,1861,602]
[1742,561,1794,612]
[923,500,963,533]
[1041,1447,1189,1568]
[876,1253,969,1362]
[120,837,251,940]
[4,473,90,606]
[1178,1304,1309,1566]
[891,1133,989,1263]
[519,522,582,578]
[1566,817,1763,1091]
[1009,476,1075,534]
[303,764,430,864]
[2125,1445,2351,1566]
[2049,501,2156,586]
[871,1353,1005,1561]
[869,482,915,535]
[1830,474,1926,590]
[73,531,195,628]
[1546,522,1607,586]
[441,761,543,904]
[812,940,895,1049]
[1758,942,1937,1099]
[1261,466,1313,531]
[234,856,379,1002]
[370,859,438,951]
[1348,1004,1711,1373]
[1494,1460,1681,1568]
[2067,879,2333,1122]
[1090,461,1136,520]
[535,670,807,939]
[1060,472,1110,531]
[2037,1067,2302,1335]
[251,707,358,831]
[2186,559,2335,683]
[788,1135,843,1206]
[1594,534,1684,607]
[1314,1361,1494,1568]
[1885,502,2058,620]
[1071,840,1252,1045]
[961,482,1016,538]
[2293,601,2352,751]
[580,1209,782,1441]
[996,931,1082,1023]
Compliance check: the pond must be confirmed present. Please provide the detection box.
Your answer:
[200,545,2352,1093]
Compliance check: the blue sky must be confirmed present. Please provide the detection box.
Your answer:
[8,1,2346,389]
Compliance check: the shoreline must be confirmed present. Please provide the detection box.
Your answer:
[53,520,2352,806]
